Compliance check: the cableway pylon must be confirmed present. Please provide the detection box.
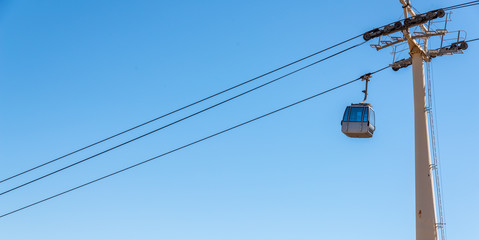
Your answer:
[362,1,470,240]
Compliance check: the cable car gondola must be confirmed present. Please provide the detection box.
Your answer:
[341,103,375,138]
[341,73,375,138]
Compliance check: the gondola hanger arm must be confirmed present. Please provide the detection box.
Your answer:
[360,73,372,103]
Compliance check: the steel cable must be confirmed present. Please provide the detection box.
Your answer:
[466,37,479,43]
[0,34,363,185]
[4,0,476,185]
[1,0,477,218]
[443,0,479,10]
[0,42,367,197]
[0,65,390,219]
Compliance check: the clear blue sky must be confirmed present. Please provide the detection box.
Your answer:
[0,1,478,239]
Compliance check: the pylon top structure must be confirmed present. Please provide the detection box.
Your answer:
[364,0,467,71]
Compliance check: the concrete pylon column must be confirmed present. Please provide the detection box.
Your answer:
[411,52,437,240]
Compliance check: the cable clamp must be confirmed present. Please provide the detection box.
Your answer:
[360,73,372,81]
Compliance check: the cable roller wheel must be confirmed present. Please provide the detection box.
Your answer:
[459,41,468,50]
[426,11,436,20]
[394,21,402,30]
[403,18,412,27]
[436,9,445,18]
[363,32,372,41]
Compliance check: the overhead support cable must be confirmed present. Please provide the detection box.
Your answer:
[0,42,367,197]
[466,37,479,43]
[0,65,390,219]
[3,0,475,186]
[1,0,477,219]
[0,34,363,185]
[443,0,479,10]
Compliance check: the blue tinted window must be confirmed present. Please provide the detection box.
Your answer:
[363,108,368,122]
[349,107,363,122]
[343,107,350,121]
